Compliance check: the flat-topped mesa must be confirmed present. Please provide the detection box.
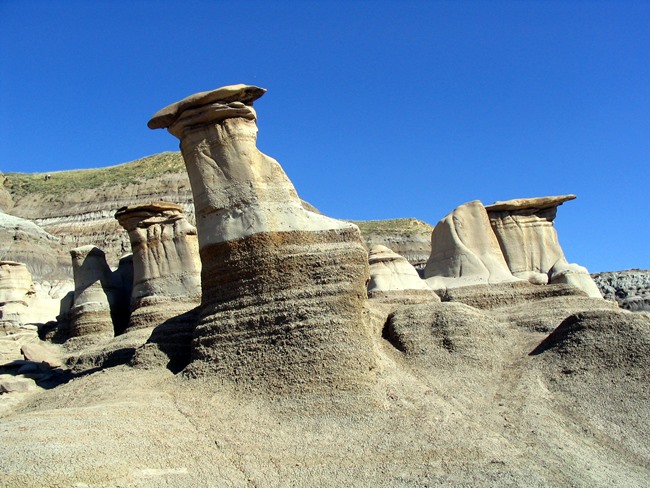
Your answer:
[115,202,201,334]
[0,261,33,327]
[485,195,602,298]
[149,84,376,391]
[423,200,518,290]
[367,245,439,303]
[66,246,121,347]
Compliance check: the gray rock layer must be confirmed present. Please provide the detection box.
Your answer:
[592,269,650,312]
[187,229,375,391]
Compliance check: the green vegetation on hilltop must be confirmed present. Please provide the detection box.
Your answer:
[3,152,185,197]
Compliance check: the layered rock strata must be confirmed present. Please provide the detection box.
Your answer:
[367,245,438,303]
[149,84,376,390]
[67,246,124,346]
[115,202,201,332]
[486,195,601,297]
[423,200,516,289]
[0,261,33,326]
[0,211,70,279]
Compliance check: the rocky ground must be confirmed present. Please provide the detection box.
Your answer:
[592,269,650,312]
[1,283,649,487]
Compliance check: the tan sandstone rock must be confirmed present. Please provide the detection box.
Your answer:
[486,195,602,297]
[367,245,439,303]
[115,202,201,332]
[423,200,516,289]
[149,84,376,391]
[66,246,121,347]
[0,261,33,327]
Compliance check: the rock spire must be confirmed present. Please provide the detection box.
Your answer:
[149,84,376,391]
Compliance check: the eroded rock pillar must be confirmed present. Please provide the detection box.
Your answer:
[115,202,201,333]
[148,84,375,390]
[67,246,118,345]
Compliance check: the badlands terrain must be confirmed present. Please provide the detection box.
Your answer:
[1,84,649,487]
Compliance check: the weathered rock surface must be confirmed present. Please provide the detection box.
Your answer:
[115,202,201,333]
[486,195,601,297]
[0,212,69,279]
[66,246,126,347]
[423,200,516,289]
[150,84,376,391]
[352,218,434,269]
[367,245,438,303]
[592,269,650,312]
[0,261,33,327]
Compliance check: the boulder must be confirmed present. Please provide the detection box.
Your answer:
[115,202,201,333]
[149,84,376,391]
[423,200,516,289]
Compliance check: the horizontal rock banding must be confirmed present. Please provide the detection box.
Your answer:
[150,84,376,390]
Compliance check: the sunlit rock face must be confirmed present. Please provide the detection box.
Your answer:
[149,84,376,391]
[486,195,602,298]
[0,261,33,327]
[115,202,201,333]
[67,246,121,346]
[367,245,439,303]
[423,200,517,290]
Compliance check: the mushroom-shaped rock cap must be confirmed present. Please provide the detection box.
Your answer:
[148,84,266,130]
[486,194,576,212]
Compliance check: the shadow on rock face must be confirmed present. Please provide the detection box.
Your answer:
[130,307,199,374]
[529,310,650,372]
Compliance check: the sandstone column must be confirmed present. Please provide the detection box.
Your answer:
[148,84,375,391]
[67,246,118,345]
[115,202,201,333]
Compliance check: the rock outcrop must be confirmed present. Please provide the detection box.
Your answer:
[592,269,650,311]
[353,219,434,269]
[423,200,516,289]
[115,202,201,332]
[66,246,125,347]
[367,245,438,303]
[424,196,602,298]
[149,84,376,391]
[0,211,70,279]
[486,195,601,297]
[0,261,33,327]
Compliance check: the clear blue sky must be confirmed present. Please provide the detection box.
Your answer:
[1,1,648,272]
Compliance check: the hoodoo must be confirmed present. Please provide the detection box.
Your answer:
[149,84,376,391]
[115,202,201,332]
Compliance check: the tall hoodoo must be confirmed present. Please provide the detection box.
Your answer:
[149,84,376,390]
[115,202,201,332]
